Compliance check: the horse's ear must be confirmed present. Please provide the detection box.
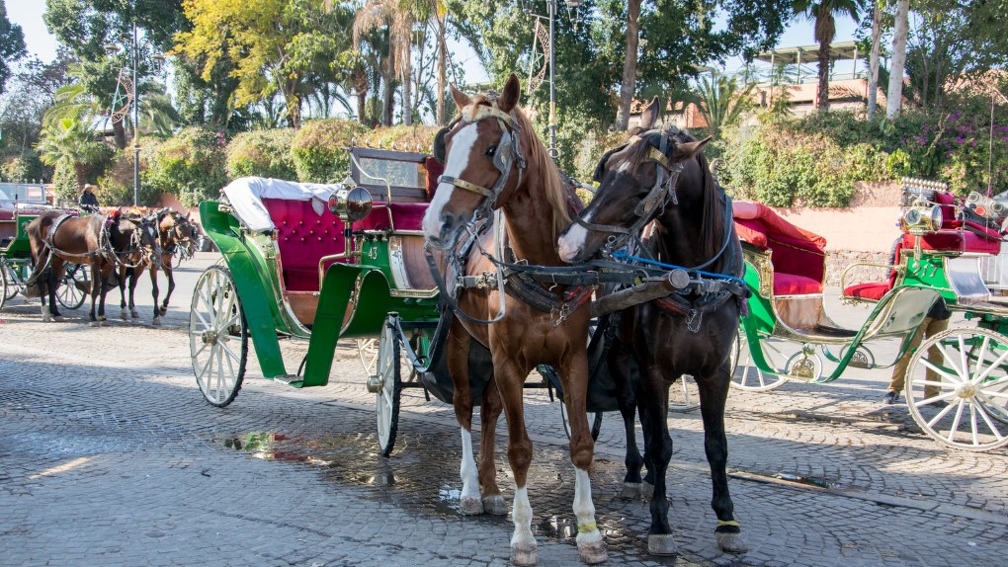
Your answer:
[672,136,712,161]
[450,84,471,110]
[639,96,661,130]
[497,74,521,113]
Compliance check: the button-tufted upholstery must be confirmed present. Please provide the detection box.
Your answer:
[262,198,347,292]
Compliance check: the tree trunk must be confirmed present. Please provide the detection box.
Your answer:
[887,0,910,119]
[436,17,446,126]
[817,40,830,112]
[111,118,127,150]
[383,75,394,126]
[614,0,641,131]
[867,3,883,120]
[402,50,412,126]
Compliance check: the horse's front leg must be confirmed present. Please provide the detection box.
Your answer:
[118,266,129,320]
[477,371,507,515]
[158,258,174,316]
[697,361,747,553]
[96,268,110,325]
[638,370,676,555]
[559,351,607,565]
[88,263,102,326]
[446,319,484,516]
[148,263,161,325]
[42,264,61,321]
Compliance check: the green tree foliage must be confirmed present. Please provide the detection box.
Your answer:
[174,0,356,129]
[695,74,754,140]
[142,126,227,207]
[226,129,298,180]
[290,118,367,183]
[0,1,26,95]
[36,114,111,190]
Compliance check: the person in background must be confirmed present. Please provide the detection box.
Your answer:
[883,298,951,404]
[79,184,100,213]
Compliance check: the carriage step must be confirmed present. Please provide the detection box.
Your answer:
[271,374,304,388]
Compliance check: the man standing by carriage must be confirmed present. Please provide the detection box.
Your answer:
[78,184,100,214]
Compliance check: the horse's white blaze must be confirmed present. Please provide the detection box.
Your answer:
[459,428,481,503]
[421,123,480,242]
[511,485,535,549]
[557,211,591,262]
[573,467,602,545]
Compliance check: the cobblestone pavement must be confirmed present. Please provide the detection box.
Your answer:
[1,252,1007,566]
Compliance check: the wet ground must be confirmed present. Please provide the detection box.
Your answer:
[2,252,1008,566]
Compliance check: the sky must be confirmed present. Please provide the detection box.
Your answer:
[7,1,859,82]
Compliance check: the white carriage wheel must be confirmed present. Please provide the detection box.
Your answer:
[376,314,402,457]
[357,338,379,376]
[0,261,11,309]
[904,327,1008,451]
[730,329,788,391]
[2,260,21,303]
[668,375,700,413]
[56,263,87,310]
[189,265,247,408]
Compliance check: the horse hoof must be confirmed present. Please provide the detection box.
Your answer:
[152,317,161,326]
[510,545,537,566]
[120,310,129,320]
[459,496,484,516]
[620,482,642,499]
[159,306,167,316]
[577,540,607,564]
[53,315,63,322]
[647,534,678,556]
[131,311,139,319]
[716,532,748,553]
[482,495,508,516]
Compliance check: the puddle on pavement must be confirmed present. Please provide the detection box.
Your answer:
[210,429,695,561]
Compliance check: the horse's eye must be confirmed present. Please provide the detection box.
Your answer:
[485,145,497,158]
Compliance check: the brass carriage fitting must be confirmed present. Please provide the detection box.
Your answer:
[366,375,383,393]
[328,183,373,222]
[900,203,942,234]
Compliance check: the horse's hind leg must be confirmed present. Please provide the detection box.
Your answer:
[477,376,507,515]
[118,267,130,320]
[695,364,747,553]
[158,261,174,316]
[610,343,645,498]
[446,320,484,516]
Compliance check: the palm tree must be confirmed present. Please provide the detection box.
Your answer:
[353,0,416,126]
[36,115,107,189]
[791,0,862,112]
[866,0,883,120]
[695,74,755,140]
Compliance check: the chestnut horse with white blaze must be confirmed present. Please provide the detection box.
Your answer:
[421,74,605,566]
[557,98,749,556]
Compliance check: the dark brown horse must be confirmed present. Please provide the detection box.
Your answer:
[557,98,749,556]
[28,209,149,325]
[421,75,605,565]
[118,209,193,324]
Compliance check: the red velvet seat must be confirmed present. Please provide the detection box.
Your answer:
[734,202,827,296]
[263,198,347,292]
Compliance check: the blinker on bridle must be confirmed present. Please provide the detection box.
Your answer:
[574,128,684,244]
[436,99,527,212]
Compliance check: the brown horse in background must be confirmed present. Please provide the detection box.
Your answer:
[118,209,193,324]
[28,210,148,325]
[421,75,605,566]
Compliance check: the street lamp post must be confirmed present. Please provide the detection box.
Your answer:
[131,21,139,207]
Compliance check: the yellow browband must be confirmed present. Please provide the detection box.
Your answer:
[627,134,673,170]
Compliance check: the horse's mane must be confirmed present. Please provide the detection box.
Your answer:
[471,94,571,237]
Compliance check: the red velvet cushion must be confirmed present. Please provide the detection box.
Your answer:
[356,202,428,232]
[907,230,1001,255]
[263,198,347,292]
[844,282,890,301]
[425,156,444,201]
[773,273,823,295]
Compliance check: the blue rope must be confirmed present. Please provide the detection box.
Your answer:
[611,248,747,288]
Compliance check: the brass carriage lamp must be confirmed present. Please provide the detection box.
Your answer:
[328,183,373,223]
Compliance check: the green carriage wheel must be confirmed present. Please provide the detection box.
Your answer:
[190,265,248,408]
[56,263,87,310]
[376,314,402,457]
[904,327,1008,451]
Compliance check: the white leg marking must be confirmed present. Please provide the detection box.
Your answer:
[574,467,607,563]
[458,428,483,515]
[510,485,536,555]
